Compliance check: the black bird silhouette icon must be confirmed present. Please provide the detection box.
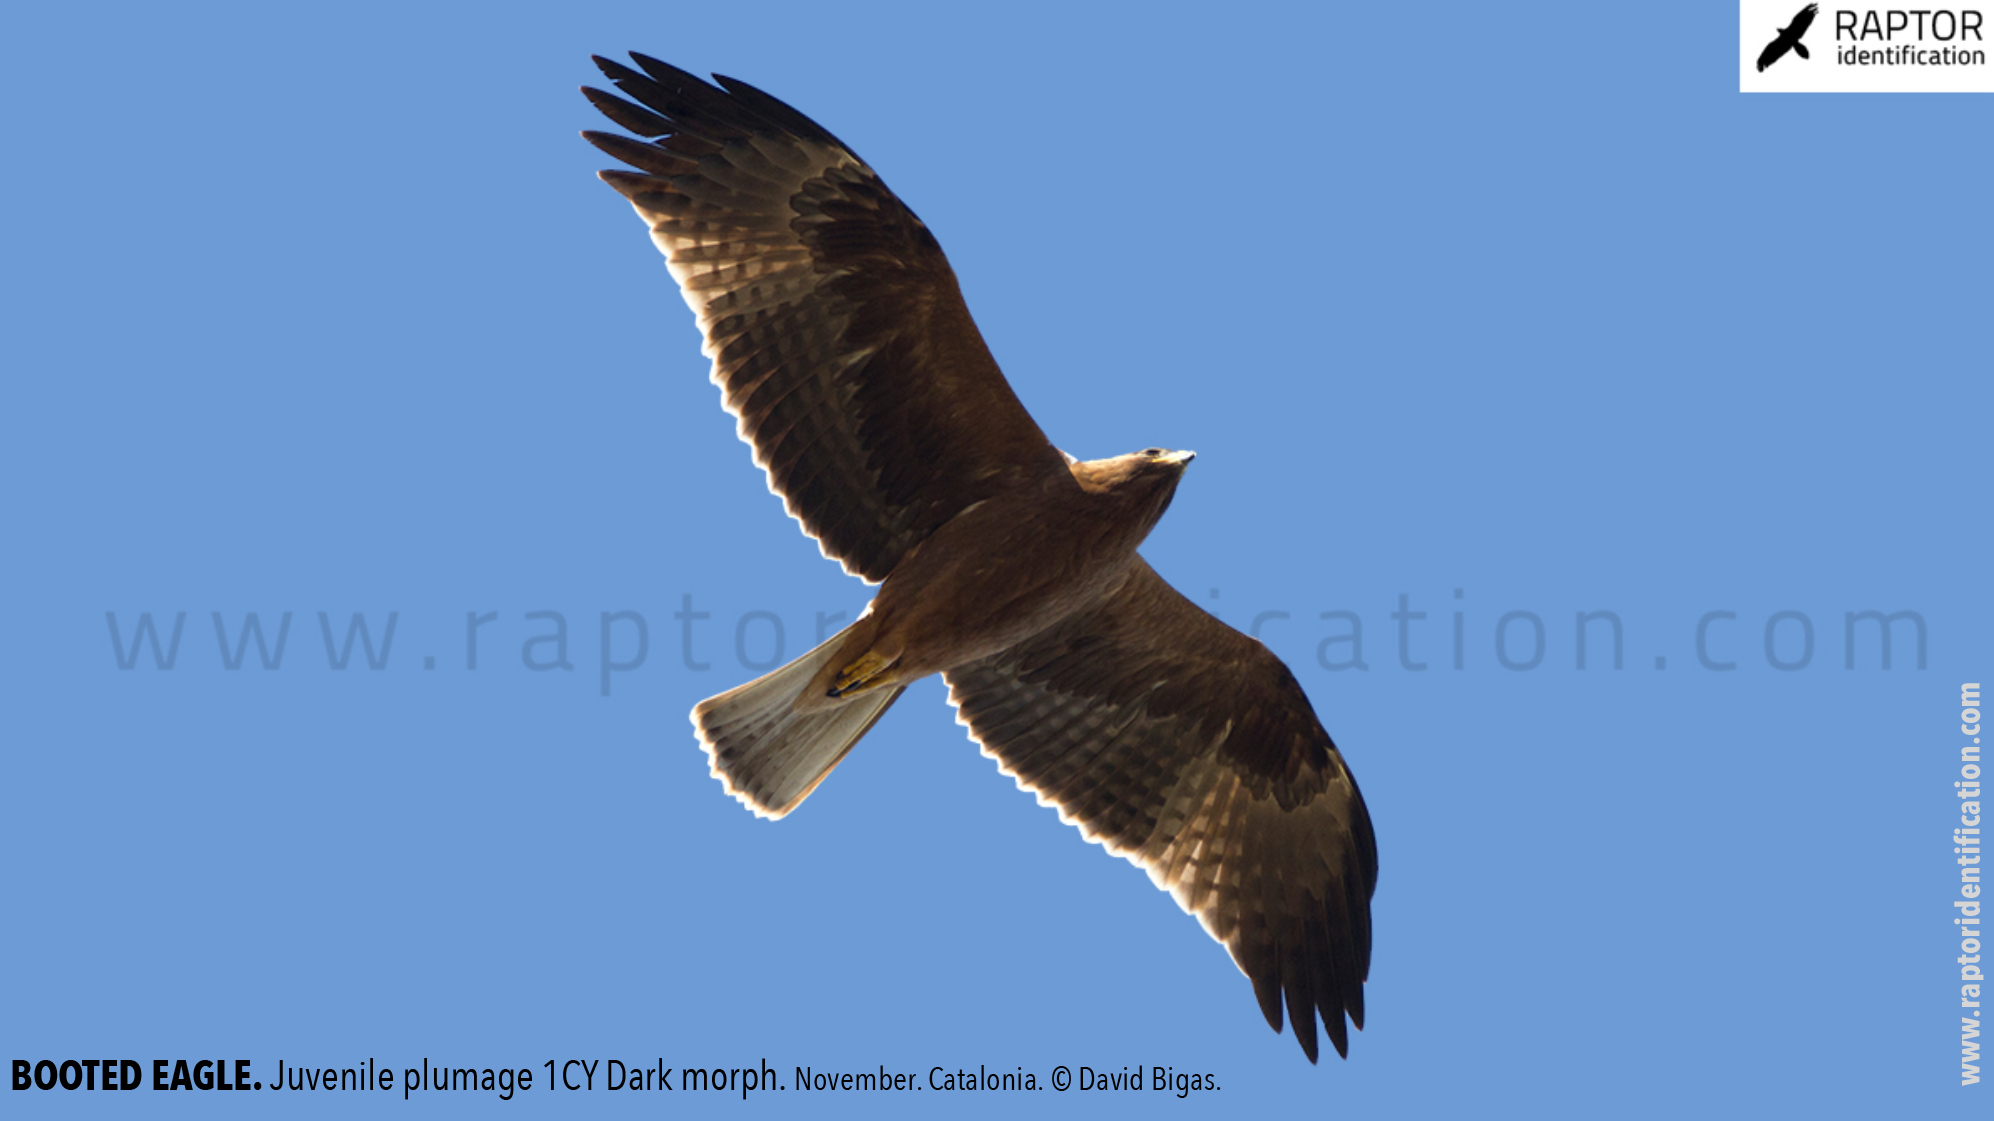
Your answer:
[1758,3,1820,71]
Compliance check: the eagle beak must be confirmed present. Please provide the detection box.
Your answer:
[1165,450,1197,466]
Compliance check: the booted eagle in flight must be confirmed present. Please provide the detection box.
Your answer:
[582,54,1378,1063]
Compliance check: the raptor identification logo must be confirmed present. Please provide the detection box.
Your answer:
[1740,0,1994,89]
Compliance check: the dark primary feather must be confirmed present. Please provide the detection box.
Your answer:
[583,56,1069,583]
[945,561,1378,1062]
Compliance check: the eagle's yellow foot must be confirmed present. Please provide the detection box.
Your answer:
[828,651,894,698]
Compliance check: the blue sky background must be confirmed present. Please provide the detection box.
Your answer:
[3,1,1987,1117]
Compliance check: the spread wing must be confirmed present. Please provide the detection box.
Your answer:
[944,560,1378,1062]
[1756,36,1791,71]
[1790,3,1818,37]
[583,55,1070,583]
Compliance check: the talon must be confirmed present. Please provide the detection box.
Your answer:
[828,651,892,698]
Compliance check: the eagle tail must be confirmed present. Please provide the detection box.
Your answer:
[1794,42,1810,59]
[691,622,905,819]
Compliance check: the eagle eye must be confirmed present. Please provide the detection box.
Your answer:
[1142,447,1166,458]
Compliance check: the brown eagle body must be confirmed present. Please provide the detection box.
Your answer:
[583,54,1379,1063]
[813,451,1193,702]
